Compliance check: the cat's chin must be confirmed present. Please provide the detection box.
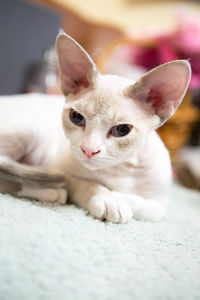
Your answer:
[80,160,103,171]
[80,159,120,171]
[83,164,100,171]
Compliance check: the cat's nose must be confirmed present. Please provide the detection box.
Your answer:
[81,146,100,159]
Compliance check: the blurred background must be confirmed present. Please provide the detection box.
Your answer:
[0,0,200,191]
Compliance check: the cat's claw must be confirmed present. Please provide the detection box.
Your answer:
[88,194,133,224]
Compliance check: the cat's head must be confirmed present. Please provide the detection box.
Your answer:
[56,33,191,170]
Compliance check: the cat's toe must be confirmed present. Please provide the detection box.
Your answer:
[89,195,121,222]
[56,188,68,205]
[104,199,120,223]
[117,204,133,224]
[88,195,106,220]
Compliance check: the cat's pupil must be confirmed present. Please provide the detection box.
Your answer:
[111,124,132,137]
[70,109,85,126]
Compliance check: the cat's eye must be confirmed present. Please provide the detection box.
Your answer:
[69,109,85,127]
[110,124,132,137]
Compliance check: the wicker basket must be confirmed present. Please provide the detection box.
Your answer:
[96,37,199,163]
[157,92,198,163]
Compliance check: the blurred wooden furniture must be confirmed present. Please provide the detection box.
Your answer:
[32,0,200,32]
[31,0,123,60]
[157,92,198,163]
[31,0,200,60]
[175,147,200,190]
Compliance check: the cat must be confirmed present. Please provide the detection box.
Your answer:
[0,33,191,223]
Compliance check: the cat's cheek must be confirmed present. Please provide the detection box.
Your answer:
[63,125,77,137]
[107,138,133,157]
[116,139,133,152]
[62,114,82,141]
[62,124,83,157]
[69,133,83,149]
[116,131,144,156]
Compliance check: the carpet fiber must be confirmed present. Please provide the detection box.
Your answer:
[0,183,200,300]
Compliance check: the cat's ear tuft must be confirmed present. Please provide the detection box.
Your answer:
[56,33,99,95]
[125,60,191,126]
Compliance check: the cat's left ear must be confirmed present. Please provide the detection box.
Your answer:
[56,33,99,95]
[125,60,191,127]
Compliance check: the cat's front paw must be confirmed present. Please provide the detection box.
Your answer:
[88,194,133,224]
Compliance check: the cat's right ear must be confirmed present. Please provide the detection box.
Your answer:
[56,33,99,95]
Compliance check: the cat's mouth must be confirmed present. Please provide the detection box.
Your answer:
[71,148,116,170]
[81,156,118,171]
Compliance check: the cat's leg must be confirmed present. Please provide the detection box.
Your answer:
[0,133,28,196]
[0,127,67,204]
[67,177,133,223]
[0,179,20,194]
[89,191,168,222]
[68,176,168,223]
[17,186,67,204]
[106,191,169,222]
[0,155,67,204]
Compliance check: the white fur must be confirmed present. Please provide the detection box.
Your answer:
[0,34,191,223]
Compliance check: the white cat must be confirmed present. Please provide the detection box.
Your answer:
[0,34,191,223]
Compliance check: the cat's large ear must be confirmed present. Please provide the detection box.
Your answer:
[56,33,99,95]
[125,60,191,127]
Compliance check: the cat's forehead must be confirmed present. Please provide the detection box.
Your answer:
[95,74,133,95]
[75,98,126,123]
[68,75,135,121]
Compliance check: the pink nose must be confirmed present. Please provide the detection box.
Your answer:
[81,146,100,159]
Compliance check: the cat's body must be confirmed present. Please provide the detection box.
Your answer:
[0,92,170,192]
[0,93,66,166]
[0,34,191,223]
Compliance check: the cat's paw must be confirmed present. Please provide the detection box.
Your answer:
[88,194,133,224]
[17,187,67,204]
[54,188,68,204]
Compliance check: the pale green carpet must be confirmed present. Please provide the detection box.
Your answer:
[0,183,200,300]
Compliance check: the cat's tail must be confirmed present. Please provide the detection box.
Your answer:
[0,156,66,188]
